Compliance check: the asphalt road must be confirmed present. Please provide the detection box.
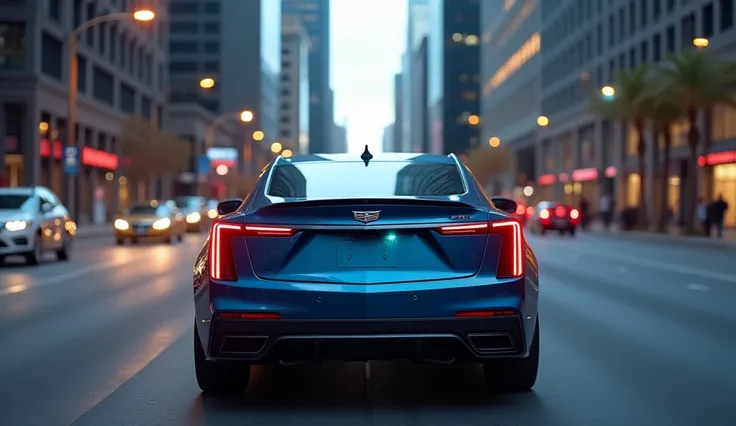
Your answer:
[0,231,734,426]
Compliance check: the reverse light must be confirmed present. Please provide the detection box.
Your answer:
[539,209,550,220]
[186,212,201,223]
[209,221,296,281]
[152,218,171,230]
[207,209,218,219]
[114,219,129,230]
[570,208,580,220]
[436,219,524,278]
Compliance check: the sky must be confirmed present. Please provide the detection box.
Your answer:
[331,0,408,154]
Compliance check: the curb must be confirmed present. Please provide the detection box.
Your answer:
[583,229,736,251]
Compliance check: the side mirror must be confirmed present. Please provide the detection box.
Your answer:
[217,198,242,216]
[491,197,517,214]
[41,203,53,213]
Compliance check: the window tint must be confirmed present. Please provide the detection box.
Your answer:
[174,197,203,209]
[267,161,466,199]
[128,204,169,216]
[0,194,35,212]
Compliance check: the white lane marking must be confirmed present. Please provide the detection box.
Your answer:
[0,258,135,297]
[686,283,711,292]
[567,247,736,283]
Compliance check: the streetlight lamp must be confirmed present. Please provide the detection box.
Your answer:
[601,85,615,97]
[693,37,709,48]
[199,77,215,89]
[281,149,293,158]
[488,137,500,148]
[537,116,549,127]
[66,9,155,219]
[270,142,283,154]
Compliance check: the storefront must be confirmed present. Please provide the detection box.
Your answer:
[700,150,736,227]
[568,167,597,207]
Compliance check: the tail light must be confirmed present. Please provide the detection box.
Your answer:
[436,219,524,278]
[209,220,295,281]
[570,208,580,220]
[539,208,550,220]
[515,204,525,215]
[555,206,566,217]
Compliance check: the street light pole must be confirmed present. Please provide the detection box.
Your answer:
[65,11,154,221]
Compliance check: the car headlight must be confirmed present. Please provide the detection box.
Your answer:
[152,218,171,230]
[207,209,218,219]
[114,219,129,230]
[4,220,31,232]
[186,212,201,223]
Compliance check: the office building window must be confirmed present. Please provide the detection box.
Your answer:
[666,25,675,52]
[720,0,733,31]
[41,32,63,80]
[204,22,220,33]
[701,3,714,38]
[0,23,26,70]
[640,0,648,26]
[48,0,61,21]
[681,14,695,48]
[77,54,87,92]
[653,33,661,61]
[653,0,661,19]
[204,2,220,13]
[120,82,136,113]
[170,2,198,14]
[629,1,636,33]
[171,22,198,33]
[640,40,648,63]
[92,66,114,105]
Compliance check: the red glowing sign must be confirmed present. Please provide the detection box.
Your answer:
[572,167,598,181]
[538,174,556,185]
[604,166,617,177]
[40,139,118,170]
[558,173,569,182]
[698,151,736,166]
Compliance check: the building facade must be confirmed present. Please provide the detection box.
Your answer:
[401,0,431,153]
[168,0,280,176]
[427,0,481,156]
[0,0,169,224]
[333,120,347,153]
[410,36,429,153]
[382,123,395,152]
[282,0,333,153]
[539,0,736,226]
[279,15,310,155]
[480,0,541,197]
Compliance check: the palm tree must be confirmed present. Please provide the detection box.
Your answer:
[589,65,652,227]
[642,80,684,231]
[659,49,736,231]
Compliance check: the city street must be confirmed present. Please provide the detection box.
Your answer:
[0,232,734,426]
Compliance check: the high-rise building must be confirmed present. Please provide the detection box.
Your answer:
[0,0,168,220]
[167,0,281,174]
[401,0,431,152]
[382,123,396,152]
[333,120,347,153]
[480,0,541,195]
[410,37,429,153]
[280,15,310,155]
[282,0,333,153]
[427,0,481,156]
[393,73,404,152]
[538,0,736,225]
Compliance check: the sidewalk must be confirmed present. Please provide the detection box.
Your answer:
[584,221,736,250]
[74,223,112,240]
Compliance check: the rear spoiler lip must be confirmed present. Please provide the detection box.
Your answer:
[260,197,476,210]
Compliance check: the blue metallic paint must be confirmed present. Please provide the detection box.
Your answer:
[193,154,540,360]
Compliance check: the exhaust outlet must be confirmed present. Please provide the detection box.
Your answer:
[467,333,514,353]
[219,335,268,354]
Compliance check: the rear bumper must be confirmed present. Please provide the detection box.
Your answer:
[116,228,172,238]
[204,315,529,364]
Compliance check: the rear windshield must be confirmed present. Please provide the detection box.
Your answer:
[267,161,466,199]
[174,197,203,209]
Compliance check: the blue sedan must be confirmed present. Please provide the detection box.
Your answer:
[193,150,540,395]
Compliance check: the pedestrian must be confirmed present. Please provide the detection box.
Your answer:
[696,197,710,236]
[710,194,729,239]
[599,193,612,230]
[579,196,590,230]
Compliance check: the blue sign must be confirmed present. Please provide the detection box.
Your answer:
[197,155,211,176]
[62,146,80,176]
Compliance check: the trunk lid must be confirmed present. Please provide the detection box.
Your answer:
[236,199,496,284]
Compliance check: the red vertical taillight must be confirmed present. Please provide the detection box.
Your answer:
[209,222,242,281]
[209,221,296,281]
[490,220,524,278]
[435,219,524,278]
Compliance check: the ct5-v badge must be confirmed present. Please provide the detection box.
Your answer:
[352,211,381,223]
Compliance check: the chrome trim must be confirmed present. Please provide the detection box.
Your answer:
[466,333,515,353]
[262,156,284,204]
[218,335,269,354]
[447,153,470,195]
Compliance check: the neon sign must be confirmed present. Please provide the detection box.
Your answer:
[538,174,556,185]
[699,151,736,166]
[572,168,598,182]
[40,139,118,170]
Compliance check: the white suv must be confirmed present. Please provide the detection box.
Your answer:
[0,186,75,265]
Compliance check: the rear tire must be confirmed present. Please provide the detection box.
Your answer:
[483,317,539,392]
[194,323,251,395]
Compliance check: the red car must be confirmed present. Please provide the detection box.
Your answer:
[528,201,580,236]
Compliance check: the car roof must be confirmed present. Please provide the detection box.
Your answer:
[276,152,459,165]
[0,186,41,196]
